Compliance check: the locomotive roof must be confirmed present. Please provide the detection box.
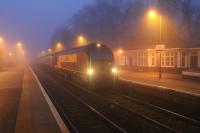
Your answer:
[52,43,109,56]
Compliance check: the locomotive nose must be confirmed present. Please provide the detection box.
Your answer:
[92,61,113,76]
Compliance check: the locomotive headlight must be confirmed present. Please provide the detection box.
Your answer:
[87,68,94,75]
[111,67,117,74]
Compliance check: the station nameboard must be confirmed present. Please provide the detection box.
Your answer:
[155,44,165,51]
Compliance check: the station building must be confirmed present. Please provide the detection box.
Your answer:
[114,47,200,73]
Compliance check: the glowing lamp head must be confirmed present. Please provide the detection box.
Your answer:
[118,49,123,54]
[148,10,156,18]
[97,43,101,48]
[87,68,94,75]
[57,43,61,48]
[17,42,22,48]
[42,50,45,55]
[112,67,117,74]
[78,36,84,42]
[0,37,3,42]
[8,52,13,57]
[48,48,52,52]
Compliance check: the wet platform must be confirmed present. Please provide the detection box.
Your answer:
[0,66,69,133]
[119,70,200,96]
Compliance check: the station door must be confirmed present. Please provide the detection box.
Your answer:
[190,56,198,69]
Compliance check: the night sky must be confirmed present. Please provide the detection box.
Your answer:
[0,0,93,56]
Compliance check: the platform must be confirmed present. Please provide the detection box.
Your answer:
[0,66,69,133]
[119,70,200,96]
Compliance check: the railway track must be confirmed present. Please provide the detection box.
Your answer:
[37,69,126,133]
[33,65,183,133]
[104,93,200,133]
[40,66,200,133]
[62,76,200,133]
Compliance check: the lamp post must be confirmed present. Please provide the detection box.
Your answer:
[155,44,165,79]
[148,9,163,44]
[148,9,165,79]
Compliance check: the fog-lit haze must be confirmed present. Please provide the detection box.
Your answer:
[0,0,93,56]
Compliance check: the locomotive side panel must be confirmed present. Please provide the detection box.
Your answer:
[55,52,89,74]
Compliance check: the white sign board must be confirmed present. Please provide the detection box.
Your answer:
[155,44,165,51]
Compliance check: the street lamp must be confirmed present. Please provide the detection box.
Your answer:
[16,42,22,49]
[48,48,52,53]
[118,49,123,54]
[42,50,45,56]
[0,37,4,47]
[148,9,162,44]
[0,37,3,42]
[148,9,165,79]
[77,35,87,45]
[8,52,13,57]
[55,42,63,51]
[148,10,156,17]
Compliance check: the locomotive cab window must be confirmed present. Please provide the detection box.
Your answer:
[89,46,113,62]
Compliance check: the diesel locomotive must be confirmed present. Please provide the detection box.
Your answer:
[39,43,117,85]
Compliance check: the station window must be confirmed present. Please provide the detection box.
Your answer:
[181,52,186,67]
[161,53,165,66]
[151,53,155,66]
[166,52,170,66]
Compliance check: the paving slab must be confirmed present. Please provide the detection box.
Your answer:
[15,67,64,133]
[0,69,24,133]
[0,66,69,133]
[119,70,200,96]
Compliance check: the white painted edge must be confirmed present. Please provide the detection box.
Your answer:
[119,77,200,97]
[182,71,200,77]
[29,66,70,133]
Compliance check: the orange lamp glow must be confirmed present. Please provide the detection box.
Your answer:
[148,10,156,18]
[118,49,123,54]
[97,43,101,48]
[8,52,13,57]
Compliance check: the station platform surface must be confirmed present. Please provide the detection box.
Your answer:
[0,66,69,133]
[119,70,200,96]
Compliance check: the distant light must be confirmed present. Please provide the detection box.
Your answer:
[8,52,13,57]
[87,68,94,75]
[55,43,63,51]
[112,67,117,74]
[48,48,52,53]
[21,50,25,55]
[97,43,101,48]
[42,50,45,55]
[57,43,61,48]
[0,37,3,42]
[78,36,84,42]
[77,35,87,45]
[17,42,22,48]
[0,37,3,48]
[118,49,123,54]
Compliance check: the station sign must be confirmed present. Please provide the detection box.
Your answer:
[155,44,165,51]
